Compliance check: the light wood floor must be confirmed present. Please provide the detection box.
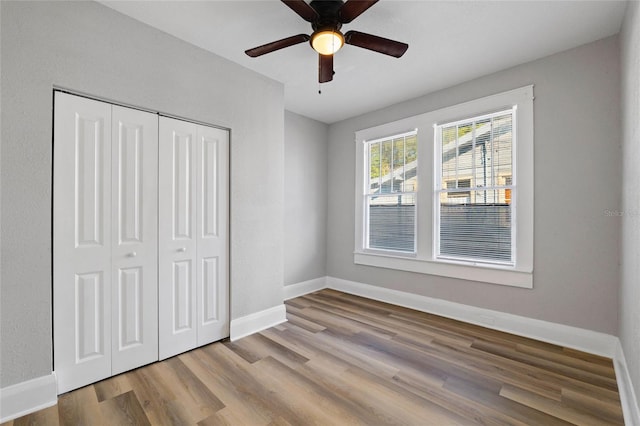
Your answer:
[4,289,624,425]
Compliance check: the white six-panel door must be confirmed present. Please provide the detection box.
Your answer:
[158,117,229,359]
[110,106,158,375]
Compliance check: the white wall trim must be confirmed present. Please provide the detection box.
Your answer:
[354,253,533,288]
[284,277,327,300]
[326,276,618,357]
[230,304,287,341]
[614,341,640,426]
[0,373,57,423]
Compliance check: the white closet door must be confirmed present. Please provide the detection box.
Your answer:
[111,106,158,374]
[196,125,229,345]
[54,93,112,393]
[158,117,198,359]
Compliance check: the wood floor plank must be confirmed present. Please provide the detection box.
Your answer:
[297,298,399,340]
[563,346,617,366]
[443,375,573,426]
[500,383,620,426]
[93,373,133,402]
[394,332,565,401]
[10,404,59,426]
[125,364,183,425]
[203,342,320,424]
[308,329,402,379]
[341,364,474,425]
[259,327,318,360]
[98,390,150,425]
[285,311,327,333]
[392,371,528,426]
[251,356,368,425]
[297,346,466,426]
[472,339,619,390]
[13,289,624,425]
[425,336,620,403]
[152,356,225,422]
[516,343,617,378]
[224,332,309,369]
[560,387,624,424]
[309,293,474,347]
[180,351,275,425]
[57,385,103,425]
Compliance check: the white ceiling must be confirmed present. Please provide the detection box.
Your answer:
[100,0,627,124]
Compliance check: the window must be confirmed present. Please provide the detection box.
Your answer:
[435,109,515,265]
[365,131,417,253]
[446,179,471,199]
[354,86,534,288]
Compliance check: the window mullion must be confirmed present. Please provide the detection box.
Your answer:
[471,121,476,192]
[490,116,495,191]
[455,124,459,188]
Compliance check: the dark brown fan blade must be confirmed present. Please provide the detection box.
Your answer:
[319,54,333,83]
[245,34,310,57]
[344,30,408,58]
[281,0,319,22]
[338,0,378,23]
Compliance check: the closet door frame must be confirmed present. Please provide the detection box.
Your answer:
[53,89,231,390]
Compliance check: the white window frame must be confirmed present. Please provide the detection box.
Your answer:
[354,86,534,288]
[363,130,418,255]
[434,107,517,266]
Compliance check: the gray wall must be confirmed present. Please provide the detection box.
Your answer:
[284,111,328,285]
[327,36,621,334]
[620,0,640,411]
[0,1,284,388]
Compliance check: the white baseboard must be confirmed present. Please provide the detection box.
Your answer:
[614,341,640,426]
[326,276,618,358]
[0,373,57,423]
[230,304,287,341]
[284,277,327,300]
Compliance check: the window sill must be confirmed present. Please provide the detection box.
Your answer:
[353,252,533,288]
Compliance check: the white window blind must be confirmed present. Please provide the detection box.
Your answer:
[365,131,417,253]
[435,109,515,264]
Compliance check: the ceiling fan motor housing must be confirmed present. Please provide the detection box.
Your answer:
[310,0,344,31]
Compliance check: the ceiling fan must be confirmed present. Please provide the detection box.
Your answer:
[245,0,409,83]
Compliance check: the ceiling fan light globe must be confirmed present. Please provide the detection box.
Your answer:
[311,30,344,55]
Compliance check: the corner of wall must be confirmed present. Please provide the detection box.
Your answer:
[284,277,327,300]
[229,304,287,341]
[615,340,640,425]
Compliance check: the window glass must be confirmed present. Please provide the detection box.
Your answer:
[365,131,417,253]
[436,109,514,265]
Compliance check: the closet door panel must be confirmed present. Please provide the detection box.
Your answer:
[111,106,158,375]
[158,117,197,360]
[54,93,112,393]
[196,126,229,345]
